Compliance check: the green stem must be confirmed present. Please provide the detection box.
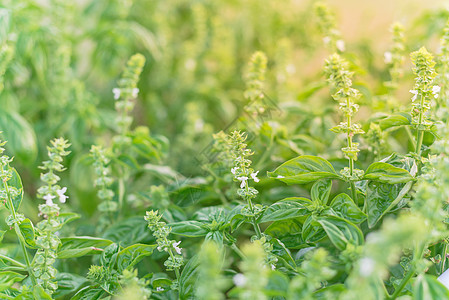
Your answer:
[388,243,426,299]
[2,168,37,285]
[0,253,27,268]
[405,126,417,151]
[415,130,424,155]
[230,243,246,259]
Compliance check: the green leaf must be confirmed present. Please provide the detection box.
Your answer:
[413,274,449,300]
[0,230,6,243]
[57,236,113,259]
[54,273,88,298]
[71,285,106,300]
[268,155,341,185]
[363,162,413,184]
[265,219,305,249]
[271,238,297,270]
[265,271,289,297]
[317,215,363,250]
[329,193,366,224]
[366,181,411,228]
[6,168,23,212]
[302,215,327,244]
[0,271,26,291]
[179,256,199,300]
[19,218,36,248]
[378,112,411,130]
[260,197,311,223]
[170,221,208,237]
[116,244,156,273]
[103,217,151,247]
[311,179,332,205]
[0,110,37,164]
[56,212,81,228]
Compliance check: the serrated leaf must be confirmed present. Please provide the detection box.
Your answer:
[54,273,88,298]
[317,215,363,250]
[329,193,366,224]
[260,197,311,223]
[116,244,156,272]
[364,162,414,184]
[268,155,341,185]
[71,285,106,300]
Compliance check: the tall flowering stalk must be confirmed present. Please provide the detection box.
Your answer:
[244,51,268,117]
[113,53,146,148]
[234,241,268,300]
[34,138,71,294]
[384,22,406,96]
[90,145,116,228]
[228,131,262,239]
[324,54,364,200]
[314,2,345,53]
[0,137,36,285]
[144,210,183,286]
[195,241,227,300]
[409,47,438,155]
[437,20,449,115]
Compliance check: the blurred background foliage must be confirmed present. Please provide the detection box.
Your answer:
[0,0,449,282]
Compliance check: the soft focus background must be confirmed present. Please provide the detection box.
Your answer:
[0,0,448,232]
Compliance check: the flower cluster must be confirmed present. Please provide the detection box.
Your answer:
[437,20,449,114]
[195,241,228,300]
[113,53,146,148]
[144,210,183,276]
[227,131,260,201]
[409,47,438,131]
[118,269,152,300]
[235,241,269,300]
[324,54,364,179]
[90,145,116,213]
[384,22,406,92]
[314,2,345,53]
[34,138,71,294]
[244,51,268,116]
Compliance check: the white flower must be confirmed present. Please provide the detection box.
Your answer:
[277,175,285,179]
[359,257,375,277]
[237,176,248,188]
[271,264,276,270]
[409,89,418,101]
[43,194,55,205]
[112,88,121,100]
[56,187,69,203]
[322,36,331,44]
[233,274,247,286]
[384,51,393,64]
[231,167,238,175]
[156,287,164,292]
[336,39,345,52]
[432,85,441,98]
[132,88,139,98]
[173,241,182,255]
[251,171,260,183]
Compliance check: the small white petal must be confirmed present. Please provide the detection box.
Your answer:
[359,257,375,277]
[251,171,260,183]
[132,88,139,98]
[231,167,238,175]
[322,36,331,44]
[233,274,247,287]
[384,51,392,64]
[336,40,345,52]
[112,88,121,100]
[43,194,55,205]
[156,287,164,292]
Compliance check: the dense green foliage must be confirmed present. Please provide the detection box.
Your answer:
[1,0,449,299]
